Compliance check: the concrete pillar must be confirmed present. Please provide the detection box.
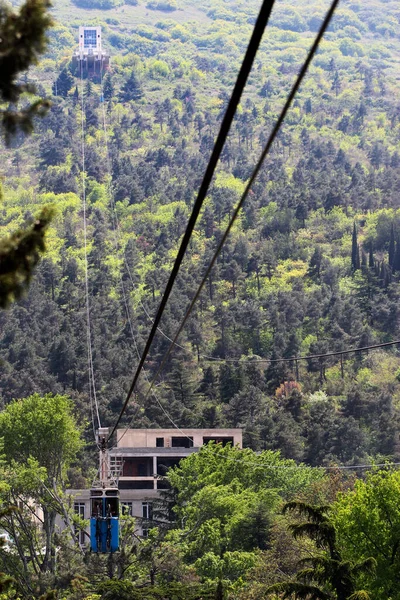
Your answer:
[153,456,157,489]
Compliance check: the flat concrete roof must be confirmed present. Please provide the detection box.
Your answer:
[109,447,197,456]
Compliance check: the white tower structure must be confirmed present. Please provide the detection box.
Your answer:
[72,26,110,75]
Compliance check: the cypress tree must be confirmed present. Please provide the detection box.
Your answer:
[84,78,93,98]
[351,223,360,271]
[103,72,114,100]
[389,223,395,267]
[393,241,400,273]
[368,243,374,268]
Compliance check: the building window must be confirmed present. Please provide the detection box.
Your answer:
[83,29,97,49]
[171,436,193,448]
[74,502,86,546]
[142,502,153,520]
[121,502,133,516]
[142,528,149,538]
[156,437,164,447]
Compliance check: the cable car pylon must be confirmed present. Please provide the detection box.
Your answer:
[90,427,120,553]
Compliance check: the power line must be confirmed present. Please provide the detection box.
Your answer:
[199,339,400,364]
[139,0,341,409]
[108,0,278,441]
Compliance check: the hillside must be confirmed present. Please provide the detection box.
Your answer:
[1,0,400,468]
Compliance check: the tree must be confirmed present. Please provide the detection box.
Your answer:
[351,223,360,272]
[119,70,143,102]
[267,502,375,600]
[332,470,400,599]
[84,78,93,98]
[0,394,83,575]
[388,223,395,268]
[167,445,323,595]
[52,68,74,97]
[0,205,54,307]
[331,71,341,96]
[0,0,54,309]
[103,72,114,100]
[0,0,52,142]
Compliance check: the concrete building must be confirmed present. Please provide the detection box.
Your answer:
[72,26,110,75]
[67,428,242,542]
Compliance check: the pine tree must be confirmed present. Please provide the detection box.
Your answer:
[84,78,93,98]
[393,241,400,273]
[103,72,114,100]
[331,70,341,96]
[351,223,360,271]
[0,0,52,143]
[73,85,79,103]
[119,70,143,102]
[52,68,74,97]
[389,223,395,268]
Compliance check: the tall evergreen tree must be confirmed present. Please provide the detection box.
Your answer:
[351,223,360,271]
[119,70,143,102]
[331,70,341,96]
[72,85,79,104]
[389,223,395,268]
[393,241,400,273]
[102,72,114,100]
[52,68,74,97]
[84,78,93,98]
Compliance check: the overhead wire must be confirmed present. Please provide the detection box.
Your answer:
[79,60,101,435]
[108,0,279,442]
[97,0,400,476]
[135,0,341,413]
[200,339,400,364]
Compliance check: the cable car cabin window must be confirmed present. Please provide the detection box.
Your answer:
[91,497,119,517]
[171,436,193,448]
[105,497,119,517]
[203,436,234,446]
[92,499,102,517]
[156,437,164,447]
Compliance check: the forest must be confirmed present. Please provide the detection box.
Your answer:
[1,0,400,596]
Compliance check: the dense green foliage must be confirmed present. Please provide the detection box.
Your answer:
[1,0,400,468]
[1,0,400,596]
[0,0,53,310]
[0,0,52,142]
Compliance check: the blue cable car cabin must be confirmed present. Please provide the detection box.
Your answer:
[90,488,119,553]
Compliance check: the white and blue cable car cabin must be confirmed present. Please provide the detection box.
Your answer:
[90,487,119,553]
[90,427,120,553]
